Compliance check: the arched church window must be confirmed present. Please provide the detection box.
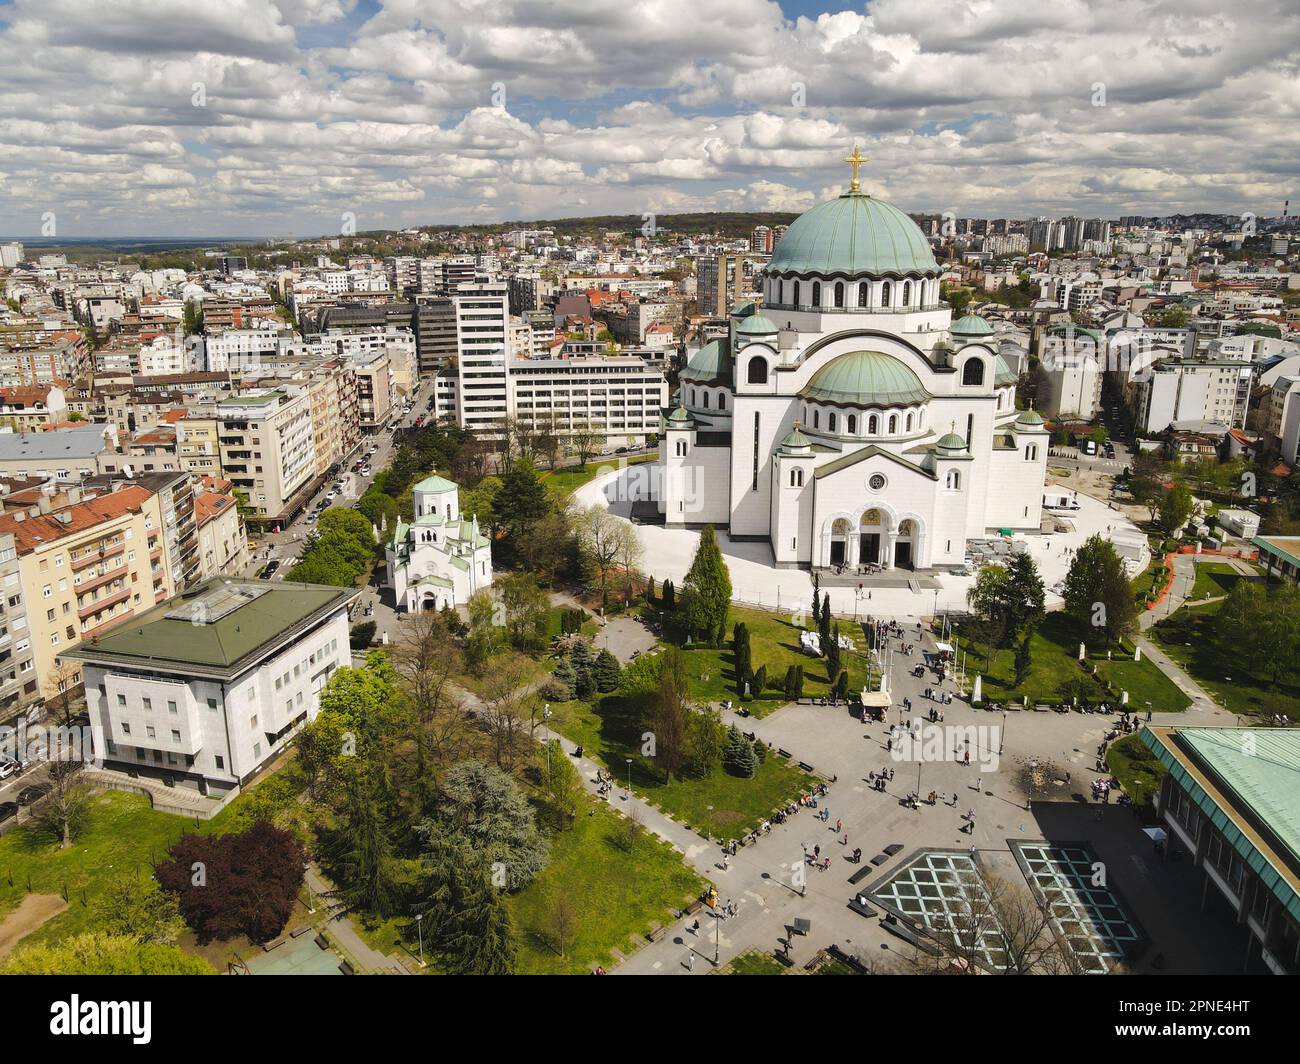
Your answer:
[906,412,914,432]
[834,282,844,308]
[868,414,878,435]
[675,440,686,457]
[902,280,912,306]
[828,412,837,433]
[882,281,893,307]
[847,414,857,434]
[813,410,820,429]
[1025,445,1037,461]
[689,387,697,405]
[856,283,867,308]
[793,281,802,305]
[946,470,961,490]
[811,281,821,306]
[717,393,726,410]
[790,468,804,487]
[962,359,985,386]
[702,392,710,409]
[747,357,768,385]
[888,414,898,434]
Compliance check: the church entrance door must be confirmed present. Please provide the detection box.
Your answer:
[860,533,880,565]
[894,540,912,569]
[829,539,846,567]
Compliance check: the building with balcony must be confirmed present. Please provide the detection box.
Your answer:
[0,531,39,725]
[65,578,355,794]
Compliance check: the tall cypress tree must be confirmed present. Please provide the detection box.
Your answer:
[682,525,732,644]
[333,767,401,919]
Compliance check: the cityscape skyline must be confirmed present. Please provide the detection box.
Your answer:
[0,0,1297,237]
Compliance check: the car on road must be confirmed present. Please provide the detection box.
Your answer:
[305,511,318,524]
[324,490,337,501]
[0,757,20,780]
[360,465,371,476]
[262,559,281,579]
[0,802,16,823]
[17,784,48,806]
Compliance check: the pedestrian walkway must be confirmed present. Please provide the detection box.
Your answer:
[304,863,410,975]
[1132,634,1229,721]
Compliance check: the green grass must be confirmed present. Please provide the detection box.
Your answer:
[670,606,873,717]
[1105,733,1167,816]
[1187,561,1257,602]
[347,794,706,976]
[958,612,1190,712]
[720,948,787,975]
[507,798,705,974]
[543,453,657,499]
[1149,601,1300,720]
[0,792,192,947]
[546,694,815,841]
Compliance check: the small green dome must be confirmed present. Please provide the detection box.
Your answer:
[736,314,778,335]
[680,339,728,382]
[951,314,994,336]
[767,192,938,277]
[801,351,931,407]
[780,423,812,450]
[667,405,693,424]
[1016,407,1044,427]
[935,432,967,452]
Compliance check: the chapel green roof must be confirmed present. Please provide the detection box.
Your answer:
[951,313,994,336]
[679,338,729,382]
[412,474,458,494]
[736,314,778,335]
[801,351,931,407]
[1016,407,1045,426]
[780,424,812,449]
[767,192,939,278]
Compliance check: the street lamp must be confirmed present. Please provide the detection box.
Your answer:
[625,757,632,799]
[305,862,316,914]
[714,910,722,966]
[415,912,427,969]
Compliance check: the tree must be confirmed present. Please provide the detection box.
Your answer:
[681,525,732,644]
[547,892,579,958]
[1004,553,1046,641]
[92,874,185,944]
[421,760,549,891]
[967,564,1012,651]
[733,622,751,695]
[663,579,676,609]
[464,589,505,675]
[826,622,842,683]
[1065,535,1136,646]
[390,611,467,808]
[1013,636,1033,687]
[460,475,502,533]
[496,460,552,554]
[349,620,377,648]
[329,766,403,919]
[1,934,214,975]
[414,833,517,975]
[573,504,627,608]
[37,761,91,849]
[833,668,850,701]
[156,822,305,944]
[1158,483,1194,534]
[722,724,757,778]
[593,648,621,692]
[648,645,690,780]
[498,572,550,652]
[540,740,583,827]
[318,506,375,545]
[684,703,725,777]
[818,592,832,655]
[1217,582,1300,688]
[471,652,544,771]
[752,663,768,697]
[570,423,604,468]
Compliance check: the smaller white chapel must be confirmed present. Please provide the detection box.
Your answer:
[386,474,493,612]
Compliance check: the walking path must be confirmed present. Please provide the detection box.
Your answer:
[304,863,410,975]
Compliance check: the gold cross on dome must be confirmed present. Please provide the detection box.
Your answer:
[846,145,866,193]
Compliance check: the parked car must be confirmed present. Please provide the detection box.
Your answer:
[0,758,19,780]
[0,802,17,823]
[262,559,281,579]
[17,784,48,806]
[360,465,371,476]
[324,490,337,501]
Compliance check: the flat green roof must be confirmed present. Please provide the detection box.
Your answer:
[1252,535,1300,568]
[1143,726,1300,921]
[65,578,354,677]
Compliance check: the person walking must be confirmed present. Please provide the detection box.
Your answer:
[685,953,695,972]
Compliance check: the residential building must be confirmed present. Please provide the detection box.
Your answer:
[66,578,356,793]
[216,389,316,524]
[0,531,39,725]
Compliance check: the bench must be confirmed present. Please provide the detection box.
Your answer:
[883,843,903,856]
[827,944,869,973]
[791,917,812,937]
[777,748,792,759]
[847,865,872,885]
[881,914,941,955]
[684,899,704,915]
[645,923,667,943]
[774,951,795,968]
[847,895,878,919]
[798,761,815,773]
[870,853,890,866]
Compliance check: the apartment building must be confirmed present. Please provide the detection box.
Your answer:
[508,356,668,444]
[0,424,119,481]
[66,578,356,793]
[194,484,250,581]
[452,280,511,432]
[0,484,176,700]
[0,531,39,725]
[0,385,68,431]
[216,389,317,524]
[1136,358,1254,434]
[176,415,221,478]
[351,350,395,431]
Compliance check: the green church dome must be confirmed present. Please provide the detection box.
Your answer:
[736,314,778,335]
[767,192,939,278]
[935,432,967,452]
[994,354,1018,387]
[951,313,994,336]
[800,351,931,407]
[679,338,729,382]
[1016,407,1045,427]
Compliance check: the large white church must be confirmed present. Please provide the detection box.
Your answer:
[657,156,1050,573]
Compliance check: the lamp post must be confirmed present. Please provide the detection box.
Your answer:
[543,704,552,776]
[625,757,632,799]
[714,910,722,966]
[415,912,427,969]
[305,862,315,914]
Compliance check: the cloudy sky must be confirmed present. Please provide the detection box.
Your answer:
[1,0,1297,238]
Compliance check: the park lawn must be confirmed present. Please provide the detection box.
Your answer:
[720,948,787,975]
[0,791,192,948]
[1187,561,1257,602]
[507,797,705,975]
[1105,733,1167,816]
[958,612,1189,712]
[679,606,872,715]
[1149,602,1300,721]
[545,695,815,840]
[543,453,657,500]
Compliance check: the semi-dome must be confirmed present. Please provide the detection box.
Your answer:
[935,432,968,453]
[767,192,939,278]
[994,354,1018,387]
[800,351,931,407]
[1016,407,1044,427]
[780,423,813,451]
[679,338,729,382]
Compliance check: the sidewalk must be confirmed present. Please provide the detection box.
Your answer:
[304,863,410,975]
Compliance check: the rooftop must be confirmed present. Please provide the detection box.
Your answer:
[0,424,111,461]
[64,577,356,678]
